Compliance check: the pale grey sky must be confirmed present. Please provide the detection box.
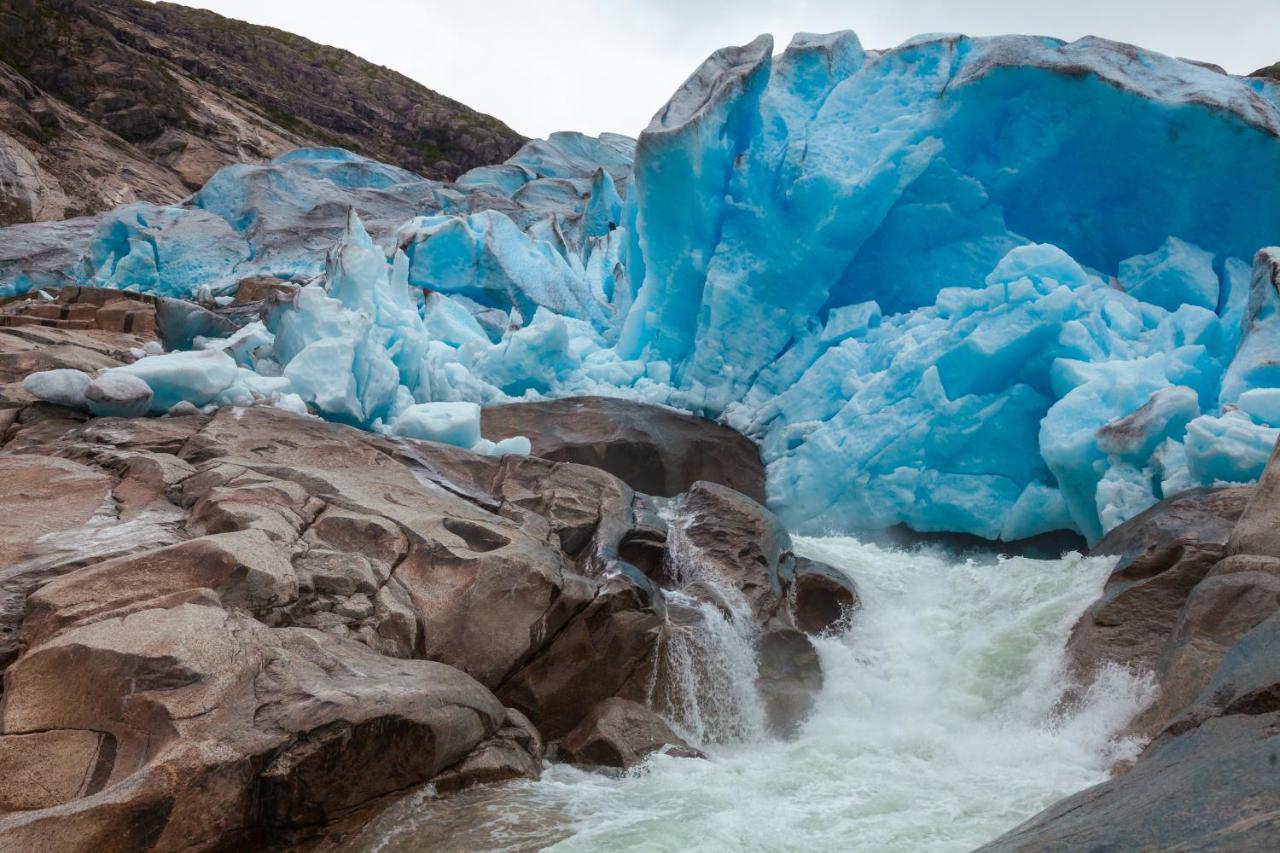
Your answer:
[167,0,1280,139]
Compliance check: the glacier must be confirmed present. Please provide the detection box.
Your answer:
[6,31,1280,545]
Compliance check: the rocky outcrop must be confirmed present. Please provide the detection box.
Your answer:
[987,443,1280,850]
[0,301,858,846]
[1065,485,1254,737]
[559,698,705,770]
[481,396,767,502]
[0,0,525,225]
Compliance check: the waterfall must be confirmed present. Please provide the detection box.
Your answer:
[643,506,770,746]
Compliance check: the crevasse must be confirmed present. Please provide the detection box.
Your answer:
[7,31,1280,545]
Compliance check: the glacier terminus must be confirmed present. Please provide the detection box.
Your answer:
[7,30,1280,547]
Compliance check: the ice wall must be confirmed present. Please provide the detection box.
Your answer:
[7,31,1280,545]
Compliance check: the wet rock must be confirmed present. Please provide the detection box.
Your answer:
[668,481,790,625]
[559,698,705,770]
[482,396,766,502]
[788,555,859,636]
[1228,439,1280,557]
[1067,486,1253,704]
[755,628,824,738]
[1173,610,1280,731]
[1129,556,1280,735]
[0,455,113,671]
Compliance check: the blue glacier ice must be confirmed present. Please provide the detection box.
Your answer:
[6,31,1280,545]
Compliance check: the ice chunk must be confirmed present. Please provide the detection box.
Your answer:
[391,402,481,448]
[22,369,90,409]
[397,210,606,327]
[1237,388,1280,425]
[1185,410,1279,484]
[85,372,153,418]
[1118,237,1219,312]
[111,349,239,413]
[83,203,250,298]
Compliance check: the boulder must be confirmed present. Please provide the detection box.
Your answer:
[755,628,824,738]
[84,372,153,418]
[559,698,705,770]
[788,556,859,635]
[1066,486,1253,715]
[667,481,791,624]
[432,708,544,794]
[481,396,766,502]
[981,710,1280,852]
[498,570,666,740]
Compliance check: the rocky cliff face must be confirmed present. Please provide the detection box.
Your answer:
[0,0,525,225]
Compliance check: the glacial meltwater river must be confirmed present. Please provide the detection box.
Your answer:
[344,537,1155,853]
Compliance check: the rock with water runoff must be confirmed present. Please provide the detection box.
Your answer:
[559,698,705,769]
[1065,485,1252,726]
[755,628,825,738]
[481,396,766,501]
[787,555,860,635]
[668,481,792,625]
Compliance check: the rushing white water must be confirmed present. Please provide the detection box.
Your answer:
[346,536,1155,853]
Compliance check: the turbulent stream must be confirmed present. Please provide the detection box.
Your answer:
[345,537,1155,853]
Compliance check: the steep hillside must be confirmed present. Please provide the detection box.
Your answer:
[0,0,525,224]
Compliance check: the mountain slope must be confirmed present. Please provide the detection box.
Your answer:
[0,0,525,225]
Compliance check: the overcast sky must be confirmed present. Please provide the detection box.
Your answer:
[167,0,1280,139]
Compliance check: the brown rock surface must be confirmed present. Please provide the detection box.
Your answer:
[481,396,767,502]
[560,698,705,769]
[1065,485,1252,717]
[0,339,853,846]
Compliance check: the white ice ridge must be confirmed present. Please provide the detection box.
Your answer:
[7,31,1280,544]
